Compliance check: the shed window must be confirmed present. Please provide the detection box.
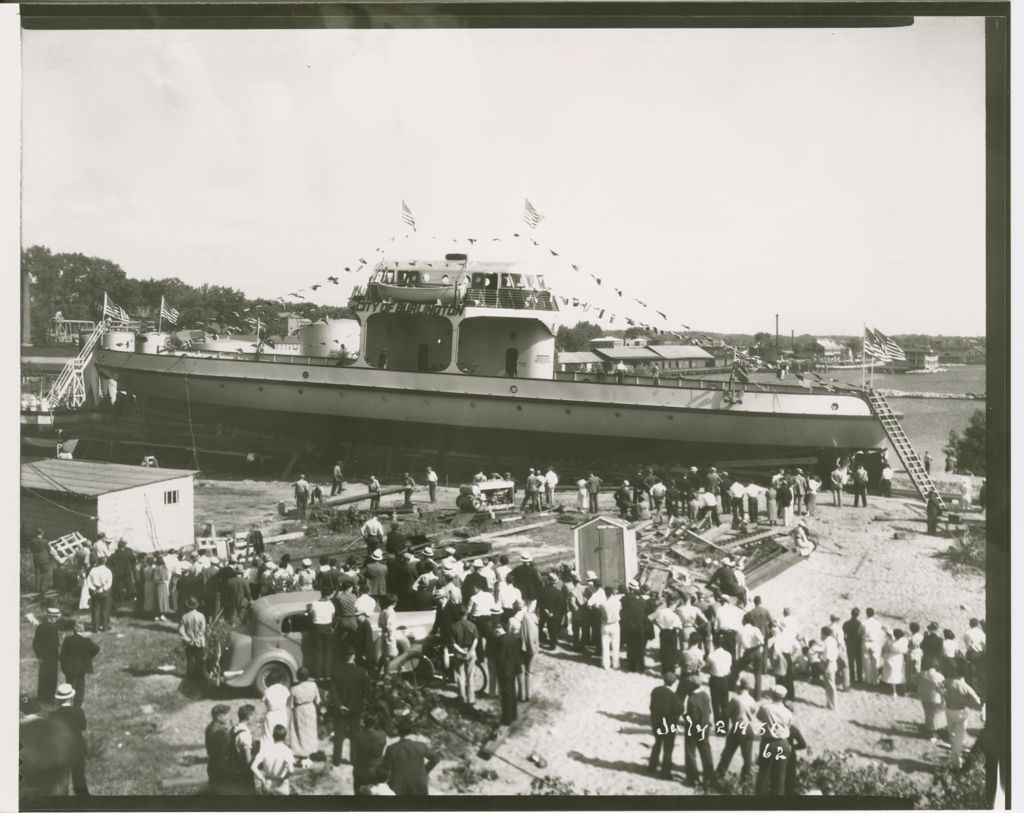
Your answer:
[164,490,179,505]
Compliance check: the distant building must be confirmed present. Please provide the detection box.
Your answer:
[905,348,940,371]
[275,312,313,337]
[557,350,603,373]
[20,459,197,552]
[623,336,649,348]
[811,338,849,362]
[648,344,715,370]
[592,345,660,371]
[589,336,624,350]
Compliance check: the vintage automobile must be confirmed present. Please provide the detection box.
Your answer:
[455,478,517,512]
[216,591,437,694]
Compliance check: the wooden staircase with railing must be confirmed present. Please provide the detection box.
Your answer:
[865,389,944,508]
[45,321,107,409]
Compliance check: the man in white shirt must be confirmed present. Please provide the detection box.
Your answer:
[353,586,377,618]
[360,515,385,556]
[696,489,721,526]
[467,582,498,620]
[86,557,114,632]
[585,576,608,657]
[495,578,522,616]
[543,467,559,508]
[880,464,894,498]
[963,618,985,654]
[649,478,668,523]
[728,480,747,525]
[820,625,840,710]
[425,466,439,503]
[599,586,622,670]
[714,595,745,650]
[308,590,336,679]
[743,483,763,524]
[706,634,734,722]
[92,534,111,561]
[860,607,884,685]
[251,724,294,795]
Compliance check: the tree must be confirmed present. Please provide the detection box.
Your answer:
[555,321,603,352]
[944,408,986,475]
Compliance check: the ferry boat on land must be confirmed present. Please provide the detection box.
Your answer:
[92,254,888,467]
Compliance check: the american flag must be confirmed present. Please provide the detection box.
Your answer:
[874,327,907,361]
[160,296,180,325]
[103,295,130,323]
[864,327,906,362]
[401,200,416,231]
[522,198,545,229]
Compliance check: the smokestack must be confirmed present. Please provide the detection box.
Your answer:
[775,314,779,349]
[791,329,795,349]
[21,268,31,346]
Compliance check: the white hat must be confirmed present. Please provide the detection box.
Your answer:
[422,547,434,557]
[627,579,640,590]
[441,556,458,569]
[771,684,788,699]
[472,559,484,569]
[179,561,192,571]
[319,564,331,572]
[371,550,383,561]
[520,553,533,563]
[302,558,312,567]
[444,546,456,556]
[586,570,598,581]
[210,556,220,565]
[689,466,698,472]
[45,607,61,618]
[54,683,76,702]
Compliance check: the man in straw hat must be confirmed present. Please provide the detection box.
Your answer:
[33,607,62,705]
[60,621,99,708]
[52,683,89,795]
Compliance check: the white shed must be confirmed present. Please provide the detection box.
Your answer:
[20,459,197,553]
[573,515,638,588]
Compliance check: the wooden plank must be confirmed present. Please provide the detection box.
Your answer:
[263,530,305,546]
[321,485,405,508]
[682,528,731,554]
[460,519,558,543]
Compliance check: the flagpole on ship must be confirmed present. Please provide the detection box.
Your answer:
[158,295,163,333]
[861,324,866,390]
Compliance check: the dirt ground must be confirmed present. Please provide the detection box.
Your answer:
[20,479,985,798]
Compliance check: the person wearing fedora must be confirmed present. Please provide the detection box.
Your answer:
[51,683,89,795]
[179,597,208,680]
[754,684,794,796]
[59,622,99,708]
[510,553,541,613]
[34,607,62,705]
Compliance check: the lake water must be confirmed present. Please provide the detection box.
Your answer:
[711,365,986,468]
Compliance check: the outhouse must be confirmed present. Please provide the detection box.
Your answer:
[573,515,638,588]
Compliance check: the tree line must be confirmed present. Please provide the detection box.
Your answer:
[22,245,353,344]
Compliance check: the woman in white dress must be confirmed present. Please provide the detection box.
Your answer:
[576,478,588,513]
[881,627,909,696]
[260,673,292,753]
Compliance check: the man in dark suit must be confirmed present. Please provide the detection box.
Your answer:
[221,566,251,627]
[330,650,369,767]
[50,683,89,795]
[649,670,685,778]
[842,608,865,684]
[537,572,566,650]
[33,607,62,705]
[746,596,773,640]
[59,622,99,708]
[682,673,716,791]
[510,554,542,612]
[385,522,407,557]
[383,718,441,796]
[621,581,650,673]
[204,704,233,795]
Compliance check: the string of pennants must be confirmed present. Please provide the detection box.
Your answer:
[204,199,858,392]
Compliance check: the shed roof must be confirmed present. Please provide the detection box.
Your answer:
[648,344,714,361]
[815,338,844,351]
[21,459,197,497]
[593,346,660,361]
[558,351,602,365]
[573,514,633,531]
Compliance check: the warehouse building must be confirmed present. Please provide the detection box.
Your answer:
[20,459,197,552]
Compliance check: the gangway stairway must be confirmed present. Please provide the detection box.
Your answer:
[865,389,944,508]
[46,321,107,409]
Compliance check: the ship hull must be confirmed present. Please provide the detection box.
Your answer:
[94,349,886,464]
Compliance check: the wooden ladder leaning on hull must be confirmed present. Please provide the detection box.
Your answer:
[865,389,945,509]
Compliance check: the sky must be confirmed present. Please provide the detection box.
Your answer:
[21,18,987,336]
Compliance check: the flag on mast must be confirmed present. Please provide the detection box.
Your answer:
[401,200,416,231]
[103,293,131,323]
[522,198,545,228]
[159,296,180,325]
[874,327,907,361]
[864,327,906,362]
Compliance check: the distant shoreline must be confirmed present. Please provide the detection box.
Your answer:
[882,390,986,400]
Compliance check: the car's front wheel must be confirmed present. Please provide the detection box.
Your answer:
[253,661,293,695]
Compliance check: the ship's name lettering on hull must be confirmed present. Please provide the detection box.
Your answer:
[351,297,464,317]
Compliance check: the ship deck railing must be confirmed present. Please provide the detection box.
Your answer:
[353,285,559,312]
[135,348,861,396]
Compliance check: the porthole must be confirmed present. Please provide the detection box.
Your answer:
[564,408,571,415]
[516,405,523,411]
[258,386,264,392]
[510,385,518,394]
[302,371,309,379]
[298,389,303,395]
[615,411,621,417]
[470,402,476,408]
[667,415,674,420]
[219,383,225,389]
[510,331,517,340]
[831,403,839,411]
